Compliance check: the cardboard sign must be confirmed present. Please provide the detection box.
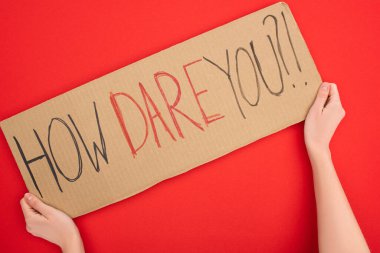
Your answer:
[1,2,321,217]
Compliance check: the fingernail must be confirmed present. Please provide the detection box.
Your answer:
[321,85,328,90]
[24,193,32,201]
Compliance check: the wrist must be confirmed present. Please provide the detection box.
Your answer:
[307,146,330,157]
[61,230,84,253]
[306,146,332,167]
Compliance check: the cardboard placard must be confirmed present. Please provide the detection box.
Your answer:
[1,2,321,217]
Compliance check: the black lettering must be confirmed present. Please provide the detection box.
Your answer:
[203,50,246,119]
[48,118,83,182]
[235,47,260,106]
[263,14,290,75]
[68,101,108,172]
[13,130,62,198]
[281,11,302,72]
[250,40,284,96]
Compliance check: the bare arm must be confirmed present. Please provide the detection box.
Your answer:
[20,193,85,253]
[304,82,370,253]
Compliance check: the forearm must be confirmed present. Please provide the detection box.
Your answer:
[309,148,370,253]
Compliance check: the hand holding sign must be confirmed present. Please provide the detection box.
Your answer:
[20,193,84,252]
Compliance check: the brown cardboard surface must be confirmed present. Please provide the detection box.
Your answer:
[0,2,321,217]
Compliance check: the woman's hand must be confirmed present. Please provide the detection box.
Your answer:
[20,193,85,253]
[304,82,370,253]
[304,82,346,156]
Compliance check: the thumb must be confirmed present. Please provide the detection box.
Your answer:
[312,82,330,111]
[24,193,53,217]
[325,83,342,106]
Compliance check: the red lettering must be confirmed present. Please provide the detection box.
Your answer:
[139,82,176,148]
[183,59,225,126]
[155,71,204,138]
[109,92,148,157]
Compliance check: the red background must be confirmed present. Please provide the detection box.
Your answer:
[1,1,379,252]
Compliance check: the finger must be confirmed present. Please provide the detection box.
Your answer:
[24,193,54,217]
[312,82,330,111]
[20,198,34,219]
[326,83,342,105]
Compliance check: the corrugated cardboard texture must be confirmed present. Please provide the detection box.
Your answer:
[0,2,321,217]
